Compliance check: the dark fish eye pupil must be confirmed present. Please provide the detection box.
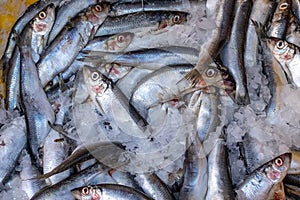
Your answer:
[280,3,289,10]
[275,158,283,166]
[206,69,215,77]
[95,5,102,12]
[39,11,46,19]
[118,35,124,42]
[174,15,180,23]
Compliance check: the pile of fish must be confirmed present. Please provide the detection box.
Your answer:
[0,0,300,199]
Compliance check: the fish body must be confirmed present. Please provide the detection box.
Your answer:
[95,11,188,36]
[205,133,234,200]
[235,153,291,200]
[37,2,111,87]
[19,45,55,167]
[135,173,175,200]
[6,4,56,111]
[81,46,199,70]
[268,0,291,39]
[71,184,153,200]
[0,116,27,185]
[220,0,252,105]
[179,132,207,200]
[110,1,189,16]
[288,150,300,174]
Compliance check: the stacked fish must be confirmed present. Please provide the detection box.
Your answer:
[0,0,300,199]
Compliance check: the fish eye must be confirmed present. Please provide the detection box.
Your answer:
[117,35,125,43]
[91,72,100,81]
[276,40,285,49]
[38,11,47,20]
[94,4,103,12]
[172,15,181,23]
[274,157,284,167]
[279,2,289,10]
[206,68,216,77]
[81,187,90,195]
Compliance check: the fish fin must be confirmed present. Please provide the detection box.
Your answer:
[182,68,201,87]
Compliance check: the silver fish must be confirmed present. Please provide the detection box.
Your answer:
[6,3,56,111]
[135,173,175,200]
[220,0,252,105]
[95,11,188,37]
[179,132,207,200]
[0,116,26,185]
[71,184,153,200]
[235,153,291,200]
[19,45,55,167]
[80,46,199,70]
[110,1,189,16]
[288,150,300,174]
[268,0,291,39]
[37,2,111,87]
[205,131,234,200]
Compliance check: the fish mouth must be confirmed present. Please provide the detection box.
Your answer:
[267,168,282,183]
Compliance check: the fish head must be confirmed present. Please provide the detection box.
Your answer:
[32,3,56,35]
[82,66,110,97]
[88,2,111,25]
[264,153,291,183]
[198,63,235,95]
[104,32,134,52]
[267,39,296,63]
[71,185,102,200]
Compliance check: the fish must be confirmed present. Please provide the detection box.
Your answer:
[82,66,148,137]
[94,11,188,37]
[80,46,199,70]
[0,116,27,186]
[234,153,291,200]
[267,0,291,39]
[205,130,234,200]
[179,132,207,200]
[37,2,111,88]
[19,45,55,168]
[71,184,154,200]
[286,14,300,48]
[184,0,235,86]
[47,0,103,44]
[135,173,175,200]
[110,1,189,16]
[220,0,252,105]
[6,3,56,111]
[265,38,300,87]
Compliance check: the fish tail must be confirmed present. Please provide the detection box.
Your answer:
[180,68,201,86]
